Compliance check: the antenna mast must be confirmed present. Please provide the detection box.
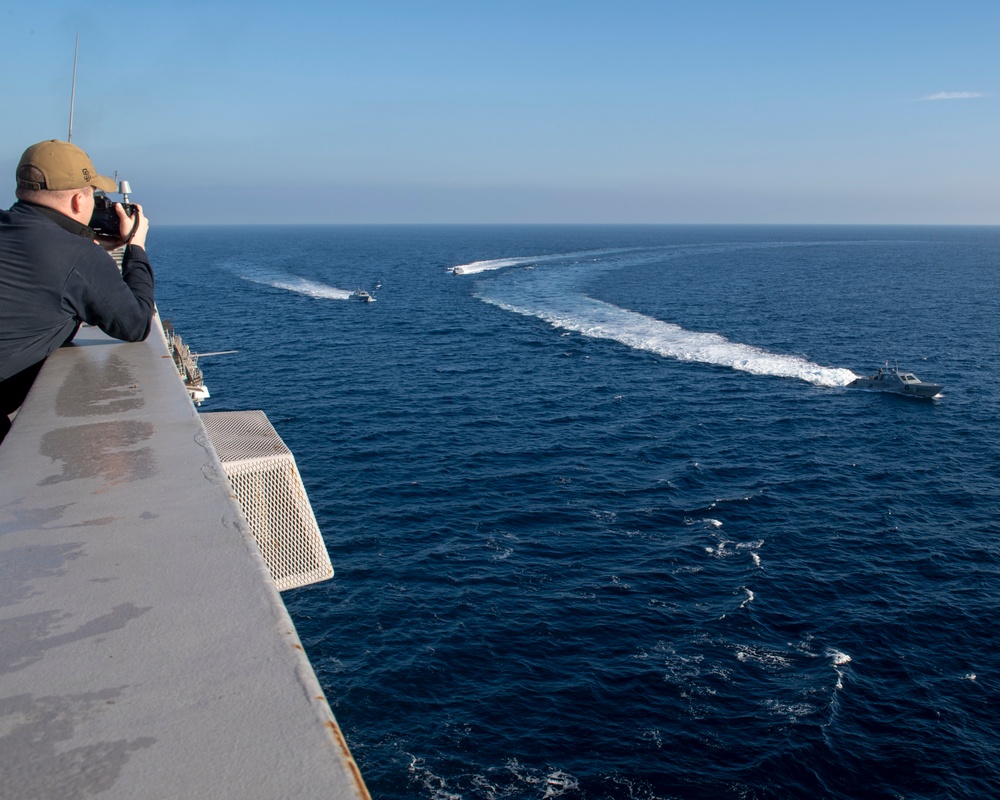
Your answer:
[68,34,79,142]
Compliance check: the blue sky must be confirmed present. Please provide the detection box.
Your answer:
[2,1,998,224]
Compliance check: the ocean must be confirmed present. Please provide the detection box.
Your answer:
[154,225,1000,799]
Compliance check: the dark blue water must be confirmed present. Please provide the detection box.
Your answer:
[155,225,1000,799]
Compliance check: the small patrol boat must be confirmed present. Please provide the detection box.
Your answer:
[847,364,942,397]
[349,289,375,303]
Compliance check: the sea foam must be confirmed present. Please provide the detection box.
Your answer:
[473,250,858,386]
[488,292,856,386]
[449,247,636,275]
[238,267,352,300]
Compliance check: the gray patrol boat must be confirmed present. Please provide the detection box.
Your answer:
[847,364,943,397]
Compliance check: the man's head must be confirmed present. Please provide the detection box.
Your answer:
[16,140,116,193]
[15,140,117,223]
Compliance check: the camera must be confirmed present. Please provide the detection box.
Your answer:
[90,180,136,240]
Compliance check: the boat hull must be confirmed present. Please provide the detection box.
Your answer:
[847,378,942,397]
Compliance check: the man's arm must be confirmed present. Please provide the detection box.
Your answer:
[119,243,156,340]
[66,247,155,342]
[65,202,155,342]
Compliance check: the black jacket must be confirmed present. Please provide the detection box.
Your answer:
[0,201,155,382]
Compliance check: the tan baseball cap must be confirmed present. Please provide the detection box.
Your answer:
[16,139,117,192]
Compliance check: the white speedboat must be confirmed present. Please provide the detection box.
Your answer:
[847,365,942,397]
[349,289,375,303]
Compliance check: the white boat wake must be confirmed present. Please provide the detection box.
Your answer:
[238,268,352,300]
[449,248,636,275]
[455,247,858,387]
[483,291,856,386]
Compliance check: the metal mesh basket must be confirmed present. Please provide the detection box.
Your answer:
[201,410,333,591]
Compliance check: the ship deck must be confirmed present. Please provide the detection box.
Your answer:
[0,320,368,799]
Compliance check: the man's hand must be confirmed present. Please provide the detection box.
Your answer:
[116,202,149,250]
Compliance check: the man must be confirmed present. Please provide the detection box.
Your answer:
[0,139,155,444]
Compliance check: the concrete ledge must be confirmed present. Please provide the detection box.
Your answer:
[0,321,368,799]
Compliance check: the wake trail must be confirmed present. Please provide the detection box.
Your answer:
[466,244,859,386]
[238,269,353,300]
[448,248,639,275]
[481,292,856,386]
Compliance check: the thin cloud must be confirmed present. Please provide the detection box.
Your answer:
[918,91,986,101]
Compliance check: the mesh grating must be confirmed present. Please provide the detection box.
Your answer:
[201,411,333,591]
